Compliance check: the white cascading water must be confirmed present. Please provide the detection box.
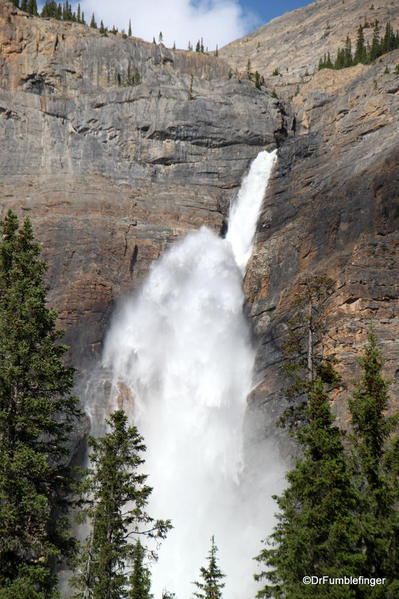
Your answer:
[101,149,285,599]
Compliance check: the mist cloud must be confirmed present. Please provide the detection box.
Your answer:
[79,0,259,50]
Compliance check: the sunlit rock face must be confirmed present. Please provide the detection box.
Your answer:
[0,0,283,363]
[220,0,399,89]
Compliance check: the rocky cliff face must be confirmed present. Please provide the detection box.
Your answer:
[0,0,282,363]
[246,51,399,431]
[0,0,398,433]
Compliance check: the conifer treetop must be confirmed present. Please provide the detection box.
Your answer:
[193,536,225,599]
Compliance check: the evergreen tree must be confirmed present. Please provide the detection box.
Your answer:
[65,1,73,21]
[41,0,58,18]
[90,13,97,29]
[193,536,225,599]
[318,21,399,72]
[369,21,381,62]
[382,21,395,54]
[325,51,333,68]
[255,277,365,598]
[344,35,353,67]
[0,210,81,597]
[335,48,345,69]
[348,332,399,596]
[128,19,132,37]
[255,379,365,598]
[318,52,333,70]
[72,410,171,599]
[129,540,152,599]
[354,25,367,64]
[20,0,28,11]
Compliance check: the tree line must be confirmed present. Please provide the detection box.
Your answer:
[9,0,129,37]
[8,1,219,55]
[319,20,399,70]
[1,212,398,598]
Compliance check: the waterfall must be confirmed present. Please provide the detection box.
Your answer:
[226,151,276,272]
[101,149,284,599]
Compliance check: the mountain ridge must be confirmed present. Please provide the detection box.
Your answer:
[220,0,399,89]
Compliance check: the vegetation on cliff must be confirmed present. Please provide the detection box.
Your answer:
[318,20,399,70]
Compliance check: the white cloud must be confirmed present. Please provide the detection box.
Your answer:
[79,0,260,50]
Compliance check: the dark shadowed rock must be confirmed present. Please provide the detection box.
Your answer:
[246,50,399,428]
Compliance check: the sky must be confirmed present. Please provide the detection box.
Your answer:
[77,0,315,50]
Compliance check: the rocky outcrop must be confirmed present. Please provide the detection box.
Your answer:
[220,0,399,97]
[0,0,283,363]
[246,49,399,429]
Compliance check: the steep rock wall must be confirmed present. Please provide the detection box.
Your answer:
[246,50,399,431]
[0,0,283,363]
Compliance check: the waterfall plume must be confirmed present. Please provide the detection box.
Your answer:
[100,149,285,599]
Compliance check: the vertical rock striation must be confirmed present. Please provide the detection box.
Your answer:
[0,0,283,363]
[245,51,399,427]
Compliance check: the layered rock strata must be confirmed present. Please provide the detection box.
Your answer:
[220,0,399,88]
[0,0,282,362]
